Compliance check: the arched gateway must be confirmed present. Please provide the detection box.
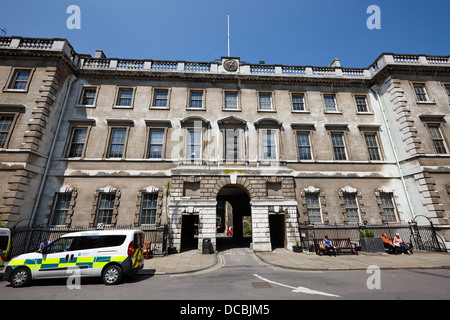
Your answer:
[168,175,300,253]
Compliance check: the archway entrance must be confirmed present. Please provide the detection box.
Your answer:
[216,185,251,251]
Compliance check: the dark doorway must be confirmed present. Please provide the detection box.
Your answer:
[216,185,251,251]
[269,214,285,249]
[180,214,199,252]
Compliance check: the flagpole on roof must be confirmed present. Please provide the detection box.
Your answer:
[227,13,230,57]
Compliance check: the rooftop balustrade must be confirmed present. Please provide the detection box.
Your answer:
[1,36,449,80]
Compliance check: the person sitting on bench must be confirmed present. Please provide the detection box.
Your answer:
[393,233,413,255]
[323,235,336,257]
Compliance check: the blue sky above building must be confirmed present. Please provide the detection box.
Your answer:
[1,0,449,67]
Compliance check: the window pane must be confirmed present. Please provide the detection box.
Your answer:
[428,125,447,154]
[51,193,71,226]
[96,193,115,225]
[154,90,168,107]
[380,193,397,222]
[190,91,203,108]
[68,128,87,157]
[324,95,337,111]
[331,133,346,160]
[343,193,359,222]
[140,193,157,224]
[11,70,30,90]
[259,93,272,110]
[188,130,201,159]
[117,89,133,106]
[109,129,126,157]
[306,193,321,223]
[297,132,311,160]
[355,96,368,112]
[225,129,239,161]
[81,88,97,105]
[365,134,381,160]
[46,237,74,253]
[292,94,305,111]
[263,130,276,159]
[0,115,14,148]
[149,130,164,158]
[225,92,238,109]
[414,84,427,101]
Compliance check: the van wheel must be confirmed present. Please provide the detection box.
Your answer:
[102,265,122,285]
[10,268,31,288]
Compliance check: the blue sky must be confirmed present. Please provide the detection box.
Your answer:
[1,0,449,68]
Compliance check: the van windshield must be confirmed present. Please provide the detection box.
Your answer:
[0,236,9,250]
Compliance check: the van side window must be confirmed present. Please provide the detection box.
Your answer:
[46,237,74,253]
[98,235,126,248]
[73,236,100,250]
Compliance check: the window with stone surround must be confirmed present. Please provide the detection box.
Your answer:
[104,120,133,159]
[189,90,205,109]
[296,132,312,160]
[338,186,364,224]
[140,193,158,225]
[258,92,273,111]
[187,129,202,159]
[380,192,398,222]
[47,187,78,227]
[225,128,240,162]
[364,133,381,160]
[0,114,16,148]
[224,91,239,110]
[78,86,98,106]
[355,95,369,113]
[5,68,33,91]
[115,87,134,107]
[331,132,347,160]
[135,186,163,226]
[305,193,322,223]
[148,129,165,159]
[49,193,71,226]
[301,186,327,224]
[152,89,170,108]
[324,95,337,112]
[291,93,305,111]
[427,124,448,154]
[343,192,360,223]
[91,187,121,227]
[262,129,277,160]
[413,83,428,102]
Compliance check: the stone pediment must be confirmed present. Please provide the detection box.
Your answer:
[217,116,247,128]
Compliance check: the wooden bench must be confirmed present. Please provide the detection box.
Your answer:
[314,238,358,256]
[384,241,413,254]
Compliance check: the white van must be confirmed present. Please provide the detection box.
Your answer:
[5,229,144,287]
[0,228,11,268]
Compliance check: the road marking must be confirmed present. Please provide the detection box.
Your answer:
[253,274,341,298]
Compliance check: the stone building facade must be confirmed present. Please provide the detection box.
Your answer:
[0,37,449,252]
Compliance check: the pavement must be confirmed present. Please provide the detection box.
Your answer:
[140,248,450,275]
